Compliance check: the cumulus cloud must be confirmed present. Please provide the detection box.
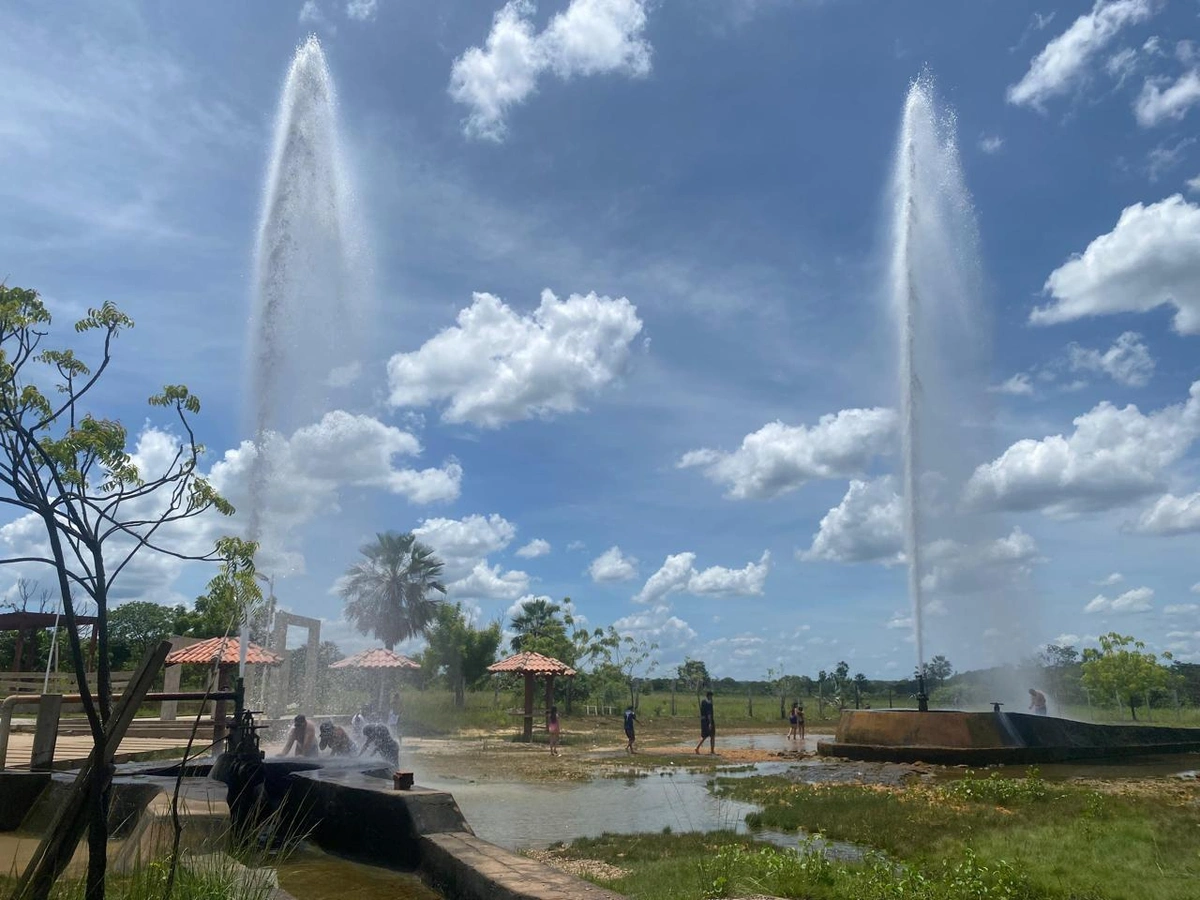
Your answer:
[1095,572,1124,586]
[679,408,896,501]
[449,0,652,140]
[634,551,770,605]
[447,561,530,601]
[413,514,517,580]
[1032,195,1200,335]
[612,604,697,659]
[345,0,377,21]
[387,290,643,427]
[921,528,1043,600]
[1164,603,1199,614]
[515,538,551,558]
[965,380,1200,516]
[990,373,1035,396]
[1133,491,1200,534]
[1006,0,1157,111]
[1135,69,1200,127]
[299,1,335,31]
[800,477,904,564]
[1067,332,1154,387]
[588,545,638,582]
[1084,585,1154,613]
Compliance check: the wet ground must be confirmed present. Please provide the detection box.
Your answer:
[277,847,440,900]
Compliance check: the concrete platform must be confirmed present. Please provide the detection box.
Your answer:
[819,709,1200,765]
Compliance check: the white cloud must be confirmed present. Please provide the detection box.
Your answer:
[1135,69,1200,127]
[979,135,1004,154]
[299,1,336,31]
[921,528,1042,599]
[800,477,904,564]
[413,514,517,579]
[634,551,770,605]
[965,380,1200,516]
[679,408,896,501]
[990,373,1035,396]
[1134,491,1200,535]
[566,540,586,552]
[447,561,530,601]
[1164,603,1199,614]
[387,290,643,427]
[1032,195,1200,334]
[588,546,638,582]
[345,0,378,21]
[1084,585,1154,613]
[448,0,652,140]
[1193,582,1200,594]
[1187,175,1200,193]
[1095,572,1124,586]
[1006,0,1157,110]
[886,611,913,630]
[1067,332,1154,387]
[515,538,551,558]
[612,604,697,658]
[1105,46,1139,85]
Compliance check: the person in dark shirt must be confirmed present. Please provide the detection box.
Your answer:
[623,706,638,754]
[319,721,355,756]
[694,690,715,755]
[359,723,400,768]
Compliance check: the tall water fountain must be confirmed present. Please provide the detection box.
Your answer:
[889,74,989,693]
[242,35,367,681]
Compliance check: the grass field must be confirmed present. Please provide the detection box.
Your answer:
[549,769,1200,899]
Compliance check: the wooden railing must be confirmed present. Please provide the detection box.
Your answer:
[0,672,133,697]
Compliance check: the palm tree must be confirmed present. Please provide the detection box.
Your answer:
[509,598,563,652]
[340,532,446,650]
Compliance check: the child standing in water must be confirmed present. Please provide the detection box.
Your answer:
[547,705,561,756]
[788,703,799,740]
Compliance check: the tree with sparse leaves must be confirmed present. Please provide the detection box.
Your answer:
[1082,632,1174,721]
[0,285,250,900]
[677,657,710,699]
[422,602,502,707]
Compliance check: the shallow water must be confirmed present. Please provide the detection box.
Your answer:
[276,847,439,900]
[415,767,757,850]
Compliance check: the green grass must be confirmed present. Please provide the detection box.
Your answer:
[557,772,1200,899]
[0,853,280,900]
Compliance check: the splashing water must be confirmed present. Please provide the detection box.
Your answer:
[889,74,988,675]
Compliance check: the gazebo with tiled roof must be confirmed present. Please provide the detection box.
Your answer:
[487,651,576,742]
[330,647,421,710]
[165,636,282,742]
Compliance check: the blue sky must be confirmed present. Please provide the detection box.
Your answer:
[3,0,1200,681]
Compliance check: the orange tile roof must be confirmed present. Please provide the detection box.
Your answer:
[165,636,282,666]
[487,651,576,677]
[328,648,421,670]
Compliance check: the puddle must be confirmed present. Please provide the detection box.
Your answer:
[751,828,867,863]
[415,767,758,850]
[276,847,439,900]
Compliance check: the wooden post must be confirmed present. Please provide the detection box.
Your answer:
[14,640,171,900]
[13,630,25,673]
[30,695,63,772]
[522,672,534,742]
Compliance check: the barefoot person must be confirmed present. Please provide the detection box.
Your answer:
[788,703,799,740]
[319,721,355,756]
[623,705,638,754]
[797,703,806,742]
[547,705,561,756]
[281,714,318,758]
[1028,688,1048,716]
[695,690,715,755]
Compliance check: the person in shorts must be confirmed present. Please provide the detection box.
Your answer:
[623,705,638,754]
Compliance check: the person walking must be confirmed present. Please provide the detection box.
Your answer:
[694,690,715,755]
[797,703,806,742]
[623,705,638,754]
[547,705,561,756]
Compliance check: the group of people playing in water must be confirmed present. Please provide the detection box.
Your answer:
[280,706,401,767]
